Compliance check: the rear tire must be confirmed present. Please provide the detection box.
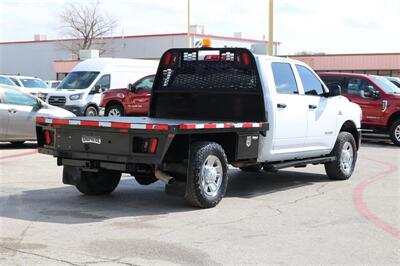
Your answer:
[325,132,357,180]
[105,104,125,117]
[389,119,400,146]
[74,169,121,195]
[185,141,228,208]
[85,106,98,116]
[239,164,262,172]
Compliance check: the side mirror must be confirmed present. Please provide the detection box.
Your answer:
[128,83,137,93]
[327,84,341,97]
[34,100,43,110]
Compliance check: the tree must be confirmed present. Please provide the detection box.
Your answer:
[58,1,117,58]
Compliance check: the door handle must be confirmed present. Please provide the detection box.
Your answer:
[308,104,317,109]
[277,103,287,108]
[8,109,17,114]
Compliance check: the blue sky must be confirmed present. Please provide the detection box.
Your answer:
[0,0,399,55]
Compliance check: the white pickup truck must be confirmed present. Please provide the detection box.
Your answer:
[36,48,362,208]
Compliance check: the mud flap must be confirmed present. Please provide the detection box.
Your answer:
[62,166,82,185]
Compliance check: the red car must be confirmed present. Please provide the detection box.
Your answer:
[319,73,400,145]
[99,75,154,117]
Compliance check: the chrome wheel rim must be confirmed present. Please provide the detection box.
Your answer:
[108,108,121,117]
[200,155,223,197]
[395,124,400,141]
[340,142,353,175]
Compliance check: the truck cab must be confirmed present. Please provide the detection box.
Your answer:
[319,73,400,145]
[99,74,155,117]
[36,48,361,208]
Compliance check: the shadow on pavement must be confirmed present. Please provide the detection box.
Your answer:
[0,169,331,224]
[0,142,37,150]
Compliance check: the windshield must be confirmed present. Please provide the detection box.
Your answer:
[371,76,400,94]
[20,78,48,88]
[58,71,99,90]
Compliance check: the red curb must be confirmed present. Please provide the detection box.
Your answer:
[353,157,400,238]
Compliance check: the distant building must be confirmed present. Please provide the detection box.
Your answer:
[288,53,400,77]
[0,33,279,80]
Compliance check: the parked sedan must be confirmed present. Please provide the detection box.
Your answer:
[0,85,74,144]
[386,76,400,88]
[5,75,49,97]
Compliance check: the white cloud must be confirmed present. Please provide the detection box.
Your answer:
[0,0,398,54]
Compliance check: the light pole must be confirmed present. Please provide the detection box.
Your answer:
[268,0,274,55]
[187,0,191,48]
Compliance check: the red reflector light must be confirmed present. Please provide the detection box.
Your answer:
[36,117,45,123]
[164,52,172,65]
[242,52,249,65]
[44,130,52,145]
[150,138,158,153]
[204,55,220,61]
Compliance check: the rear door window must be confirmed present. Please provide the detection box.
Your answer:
[271,62,298,94]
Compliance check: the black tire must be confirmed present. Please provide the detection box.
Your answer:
[389,119,400,146]
[10,141,25,145]
[239,164,262,172]
[85,106,98,116]
[105,104,125,117]
[325,132,357,180]
[134,174,158,185]
[75,169,121,195]
[185,141,228,208]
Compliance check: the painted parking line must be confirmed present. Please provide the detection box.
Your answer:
[353,157,399,238]
[0,150,38,160]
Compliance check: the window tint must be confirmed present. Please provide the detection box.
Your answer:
[58,71,99,90]
[2,88,38,106]
[0,77,15,86]
[135,76,155,90]
[320,76,344,87]
[95,75,110,90]
[271,62,298,94]
[296,65,324,96]
[20,78,48,88]
[344,78,380,98]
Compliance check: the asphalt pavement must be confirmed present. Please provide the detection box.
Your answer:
[0,139,399,265]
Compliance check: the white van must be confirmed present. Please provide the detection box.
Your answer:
[45,58,158,116]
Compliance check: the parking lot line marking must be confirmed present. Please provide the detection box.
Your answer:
[0,150,38,160]
[353,157,399,238]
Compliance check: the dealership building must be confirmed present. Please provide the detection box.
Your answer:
[0,32,278,80]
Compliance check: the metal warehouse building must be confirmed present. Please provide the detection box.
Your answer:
[0,33,278,80]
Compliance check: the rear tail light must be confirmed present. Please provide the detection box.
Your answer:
[164,52,172,65]
[133,137,159,153]
[44,130,53,145]
[242,52,250,65]
[150,138,158,153]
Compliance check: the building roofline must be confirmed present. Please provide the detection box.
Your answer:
[0,32,280,45]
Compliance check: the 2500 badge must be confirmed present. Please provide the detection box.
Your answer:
[81,135,102,145]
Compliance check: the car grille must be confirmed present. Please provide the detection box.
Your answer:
[48,96,66,106]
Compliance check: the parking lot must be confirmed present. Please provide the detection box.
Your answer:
[0,138,398,265]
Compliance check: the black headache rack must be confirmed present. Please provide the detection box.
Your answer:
[149,48,266,122]
[36,116,269,172]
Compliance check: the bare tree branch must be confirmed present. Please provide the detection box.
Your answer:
[57,1,117,58]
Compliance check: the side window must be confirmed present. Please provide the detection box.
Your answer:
[296,65,325,96]
[3,89,38,106]
[135,76,155,90]
[271,62,299,94]
[95,74,110,90]
[344,78,379,98]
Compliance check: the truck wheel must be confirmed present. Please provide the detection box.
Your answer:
[106,104,124,117]
[239,164,262,172]
[85,106,98,116]
[75,169,121,195]
[325,132,357,180]
[134,174,158,185]
[185,142,228,208]
[389,119,400,146]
